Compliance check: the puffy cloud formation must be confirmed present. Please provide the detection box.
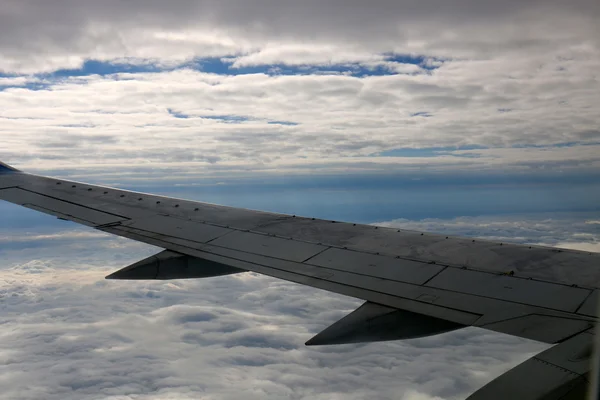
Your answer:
[0,0,598,174]
[2,212,597,399]
[1,68,599,175]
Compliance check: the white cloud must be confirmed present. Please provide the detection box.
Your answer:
[0,0,596,176]
[374,213,600,252]
[0,231,109,243]
[0,64,598,176]
[0,76,33,87]
[553,241,600,253]
[0,253,546,400]
[229,44,386,68]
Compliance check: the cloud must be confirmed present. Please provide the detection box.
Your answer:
[374,213,600,252]
[0,1,597,73]
[0,262,546,400]
[0,0,597,176]
[1,67,599,177]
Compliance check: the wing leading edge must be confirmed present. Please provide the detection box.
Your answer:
[0,163,598,399]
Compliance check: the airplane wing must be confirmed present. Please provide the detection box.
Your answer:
[1,161,597,399]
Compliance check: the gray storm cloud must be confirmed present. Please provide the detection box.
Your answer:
[0,0,598,72]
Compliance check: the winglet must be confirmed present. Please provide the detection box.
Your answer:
[0,161,19,174]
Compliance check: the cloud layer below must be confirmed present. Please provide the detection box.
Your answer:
[3,212,598,399]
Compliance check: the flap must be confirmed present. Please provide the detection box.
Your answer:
[467,329,593,399]
[106,250,244,280]
[306,301,464,345]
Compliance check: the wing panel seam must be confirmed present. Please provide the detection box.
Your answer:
[103,225,481,322]
[532,357,584,376]
[574,290,595,314]
[204,229,237,244]
[18,187,131,220]
[421,266,448,286]
[102,225,594,317]
[301,246,332,263]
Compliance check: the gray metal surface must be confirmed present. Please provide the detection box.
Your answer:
[307,247,445,285]
[426,267,591,312]
[467,330,592,399]
[0,187,128,226]
[209,230,328,262]
[0,173,19,188]
[479,314,593,343]
[257,216,600,287]
[306,301,464,345]
[101,223,594,343]
[107,250,244,280]
[104,224,483,326]
[577,290,599,317]
[123,215,233,244]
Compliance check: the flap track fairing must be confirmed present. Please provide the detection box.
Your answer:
[306,301,465,346]
[106,250,244,280]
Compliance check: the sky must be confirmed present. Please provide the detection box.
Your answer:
[0,1,599,399]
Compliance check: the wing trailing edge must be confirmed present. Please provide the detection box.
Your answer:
[106,250,245,280]
[467,329,593,399]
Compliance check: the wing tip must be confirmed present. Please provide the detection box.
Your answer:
[0,161,19,173]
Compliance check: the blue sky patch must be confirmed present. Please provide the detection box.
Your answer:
[167,108,190,119]
[200,115,251,123]
[0,60,168,91]
[0,52,444,92]
[167,108,251,123]
[4,169,597,226]
[383,53,444,71]
[411,112,433,117]
[375,141,600,158]
[0,78,50,92]
[51,60,164,78]
[268,120,299,126]
[194,53,441,77]
[376,145,487,158]
[167,108,297,125]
